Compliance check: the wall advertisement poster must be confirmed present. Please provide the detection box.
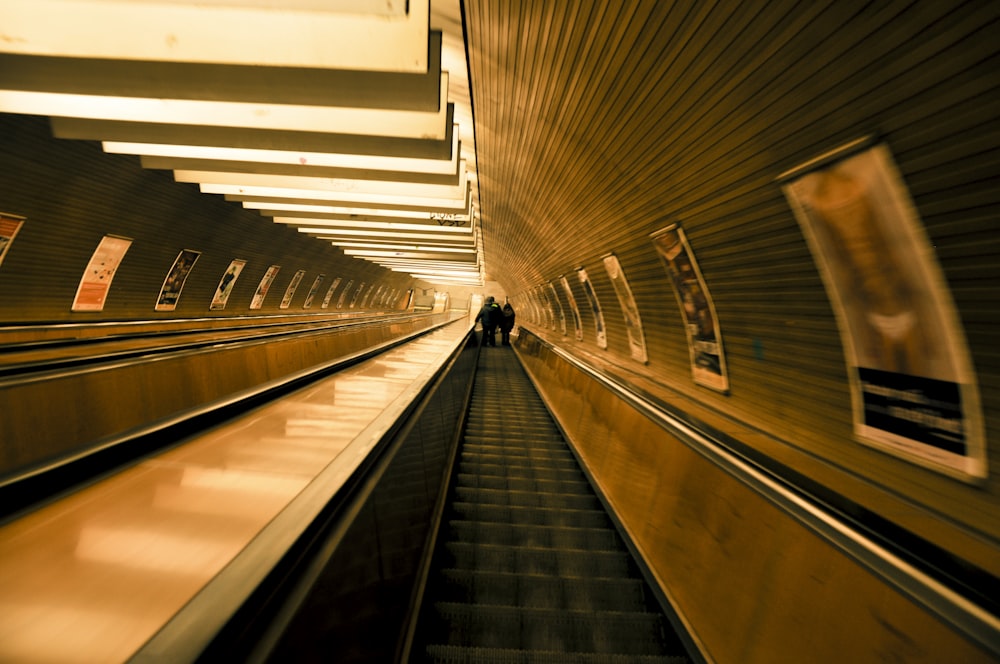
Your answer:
[280,269,306,309]
[780,138,985,480]
[250,265,281,310]
[577,267,607,349]
[303,274,325,309]
[155,249,201,311]
[603,253,647,363]
[0,212,25,270]
[320,277,342,309]
[548,281,566,335]
[560,275,584,341]
[72,235,132,312]
[651,225,728,392]
[210,259,246,310]
[336,280,354,309]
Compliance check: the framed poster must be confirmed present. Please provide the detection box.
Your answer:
[322,277,342,308]
[210,259,246,310]
[279,269,306,309]
[560,275,584,341]
[348,281,365,308]
[780,138,985,480]
[361,283,378,308]
[337,280,354,309]
[548,281,567,336]
[0,212,25,270]
[538,285,555,330]
[72,234,132,312]
[577,267,607,349]
[250,265,280,310]
[155,249,200,311]
[603,253,647,363]
[652,224,728,392]
[302,274,325,309]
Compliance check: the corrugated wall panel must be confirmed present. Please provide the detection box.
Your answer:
[0,115,414,322]
[466,0,1000,557]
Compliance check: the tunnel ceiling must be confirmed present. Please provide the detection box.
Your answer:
[0,0,483,288]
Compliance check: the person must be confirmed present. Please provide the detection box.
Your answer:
[475,295,501,346]
[499,300,516,346]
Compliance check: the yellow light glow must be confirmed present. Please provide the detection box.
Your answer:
[202,184,469,208]
[0,78,449,138]
[176,166,466,198]
[0,0,430,71]
[297,228,476,243]
[343,249,478,259]
[271,217,472,233]
[336,243,475,253]
[102,131,460,174]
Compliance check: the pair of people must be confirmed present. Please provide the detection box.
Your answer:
[476,296,516,346]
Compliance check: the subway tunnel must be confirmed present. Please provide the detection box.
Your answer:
[0,1,998,662]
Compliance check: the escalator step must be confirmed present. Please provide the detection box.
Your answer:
[446,520,622,551]
[462,443,575,460]
[448,502,612,529]
[433,569,651,612]
[425,602,670,655]
[440,541,635,578]
[452,486,602,510]
[423,644,687,663]
[411,349,690,662]
[454,473,592,495]
[458,453,582,473]
[457,463,586,484]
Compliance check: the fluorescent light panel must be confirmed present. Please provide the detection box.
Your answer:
[298,227,476,243]
[0,0,429,71]
[202,184,469,208]
[176,164,466,198]
[334,242,475,252]
[0,72,449,138]
[271,217,472,233]
[102,130,460,174]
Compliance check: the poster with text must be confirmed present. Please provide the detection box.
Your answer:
[538,285,554,330]
[651,225,728,392]
[560,275,584,341]
[155,249,201,311]
[321,277,342,308]
[349,281,365,308]
[548,281,567,336]
[0,213,25,270]
[250,265,280,310]
[603,253,647,363]
[303,274,325,309]
[781,139,984,479]
[210,259,246,310]
[577,267,607,349]
[336,280,354,308]
[280,269,306,308]
[72,235,132,312]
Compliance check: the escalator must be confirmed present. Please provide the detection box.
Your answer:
[410,345,693,662]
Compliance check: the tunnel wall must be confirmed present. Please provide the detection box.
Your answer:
[0,114,420,323]
[488,2,999,587]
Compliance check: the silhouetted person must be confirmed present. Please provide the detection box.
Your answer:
[475,296,501,346]
[499,300,516,346]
